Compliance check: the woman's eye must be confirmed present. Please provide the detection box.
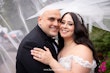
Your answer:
[69,24,73,26]
[60,21,65,24]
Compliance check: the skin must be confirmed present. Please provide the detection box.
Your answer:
[31,13,94,73]
[38,9,61,37]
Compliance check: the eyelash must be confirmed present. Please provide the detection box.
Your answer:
[60,21,73,26]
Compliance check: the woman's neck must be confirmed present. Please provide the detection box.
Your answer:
[64,38,76,47]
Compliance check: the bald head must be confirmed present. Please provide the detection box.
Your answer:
[37,9,61,37]
[39,9,60,17]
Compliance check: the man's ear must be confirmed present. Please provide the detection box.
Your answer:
[37,16,42,25]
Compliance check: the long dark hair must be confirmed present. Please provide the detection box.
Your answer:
[58,12,100,72]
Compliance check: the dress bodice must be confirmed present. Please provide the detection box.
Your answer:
[58,55,97,73]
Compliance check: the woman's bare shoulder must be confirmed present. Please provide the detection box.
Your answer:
[71,44,93,63]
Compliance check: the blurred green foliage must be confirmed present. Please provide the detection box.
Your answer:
[90,26,110,53]
[90,26,110,73]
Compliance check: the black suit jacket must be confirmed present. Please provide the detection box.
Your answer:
[16,25,58,73]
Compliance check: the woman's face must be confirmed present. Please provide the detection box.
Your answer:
[59,13,74,39]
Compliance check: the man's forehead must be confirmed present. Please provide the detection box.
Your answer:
[46,15,61,20]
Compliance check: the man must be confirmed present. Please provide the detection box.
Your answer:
[16,9,61,73]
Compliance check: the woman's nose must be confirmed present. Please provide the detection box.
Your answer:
[62,23,67,27]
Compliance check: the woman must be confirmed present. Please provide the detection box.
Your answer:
[31,12,99,73]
